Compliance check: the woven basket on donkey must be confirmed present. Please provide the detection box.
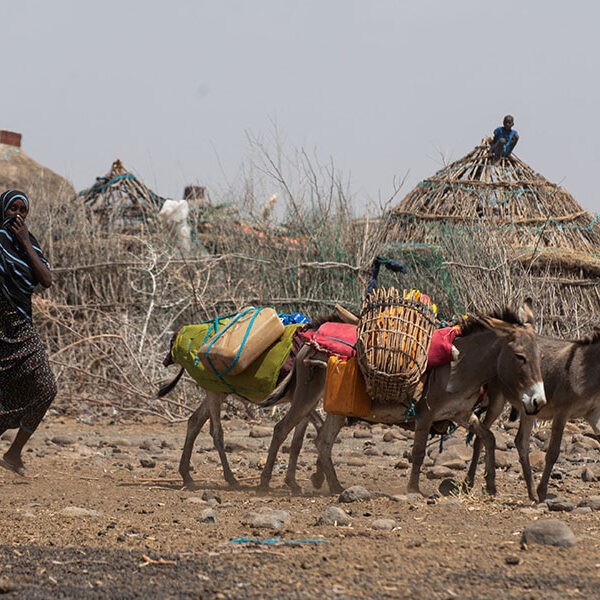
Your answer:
[356,288,436,404]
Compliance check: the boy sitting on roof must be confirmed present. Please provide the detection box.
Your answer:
[491,115,519,159]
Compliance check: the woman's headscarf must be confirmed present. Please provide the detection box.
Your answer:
[0,190,48,320]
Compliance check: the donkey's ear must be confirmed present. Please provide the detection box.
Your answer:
[518,298,535,328]
[335,303,359,325]
[475,313,516,338]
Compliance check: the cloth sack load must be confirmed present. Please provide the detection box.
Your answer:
[171,322,303,401]
[301,321,460,369]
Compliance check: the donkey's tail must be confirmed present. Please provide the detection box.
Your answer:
[158,367,185,397]
[258,369,296,408]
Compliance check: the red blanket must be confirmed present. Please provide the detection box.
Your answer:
[301,323,460,368]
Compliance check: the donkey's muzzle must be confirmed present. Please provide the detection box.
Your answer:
[521,381,546,415]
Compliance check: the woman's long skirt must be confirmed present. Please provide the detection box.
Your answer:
[0,294,56,434]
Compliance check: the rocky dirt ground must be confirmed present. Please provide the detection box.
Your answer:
[1,411,600,599]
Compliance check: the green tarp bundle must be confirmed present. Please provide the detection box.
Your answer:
[170,321,302,401]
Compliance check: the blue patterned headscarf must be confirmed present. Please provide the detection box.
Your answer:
[0,190,48,320]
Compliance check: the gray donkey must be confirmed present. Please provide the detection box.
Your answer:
[306,304,546,496]
[466,329,600,502]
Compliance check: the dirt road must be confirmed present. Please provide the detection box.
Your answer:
[1,414,599,599]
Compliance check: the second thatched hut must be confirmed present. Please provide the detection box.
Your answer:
[377,139,600,334]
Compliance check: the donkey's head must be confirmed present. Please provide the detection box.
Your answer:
[479,299,546,415]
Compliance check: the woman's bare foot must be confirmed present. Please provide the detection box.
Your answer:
[1,452,27,476]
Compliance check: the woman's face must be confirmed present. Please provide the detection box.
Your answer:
[5,198,28,221]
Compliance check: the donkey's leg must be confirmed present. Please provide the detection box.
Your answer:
[515,414,536,502]
[258,397,321,492]
[465,394,505,492]
[467,413,497,496]
[284,417,310,494]
[314,413,345,494]
[537,414,567,502]
[206,392,238,488]
[179,398,210,489]
[407,414,435,496]
[283,410,325,492]
[308,410,327,490]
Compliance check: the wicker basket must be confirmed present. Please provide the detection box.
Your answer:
[356,287,436,404]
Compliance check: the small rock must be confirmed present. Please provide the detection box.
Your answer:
[436,498,461,509]
[317,506,351,526]
[494,450,514,469]
[577,496,600,511]
[382,431,396,443]
[184,497,205,505]
[363,446,381,457]
[202,490,221,503]
[338,485,372,503]
[160,440,174,449]
[371,518,398,531]
[353,429,373,439]
[241,508,291,530]
[346,457,366,467]
[438,478,462,497]
[249,427,271,438]
[198,508,216,523]
[0,577,17,593]
[529,451,546,471]
[521,519,576,547]
[139,439,155,451]
[139,458,156,469]
[505,555,520,565]
[520,506,547,516]
[60,506,102,518]
[582,467,597,483]
[0,432,15,442]
[426,466,455,480]
[390,493,421,502]
[546,498,575,512]
[573,506,592,515]
[394,459,410,470]
[51,435,75,446]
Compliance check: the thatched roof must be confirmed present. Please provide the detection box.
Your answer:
[78,159,166,230]
[0,143,75,202]
[383,139,600,274]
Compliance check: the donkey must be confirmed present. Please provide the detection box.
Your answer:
[158,315,342,492]
[307,304,546,496]
[466,329,600,502]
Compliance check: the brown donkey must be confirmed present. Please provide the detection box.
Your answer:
[159,316,343,492]
[467,329,600,502]
[309,304,546,496]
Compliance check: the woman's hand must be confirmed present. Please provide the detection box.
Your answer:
[9,215,32,247]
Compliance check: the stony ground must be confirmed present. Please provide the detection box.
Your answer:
[1,412,600,599]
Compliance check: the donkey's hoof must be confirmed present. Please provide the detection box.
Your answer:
[328,482,344,495]
[285,480,302,495]
[182,478,201,491]
[226,479,241,490]
[255,482,270,495]
[310,471,325,489]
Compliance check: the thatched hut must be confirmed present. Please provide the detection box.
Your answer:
[0,130,75,201]
[378,139,600,333]
[78,159,166,232]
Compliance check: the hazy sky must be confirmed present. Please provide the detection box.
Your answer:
[3,1,599,214]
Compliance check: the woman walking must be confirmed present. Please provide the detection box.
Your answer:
[0,190,56,475]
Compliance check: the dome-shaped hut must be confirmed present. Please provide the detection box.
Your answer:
[78,158,166,233]
[0,130,75,201]
[378,139,600,334]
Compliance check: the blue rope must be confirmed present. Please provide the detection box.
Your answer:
[229,537,328,545]
[192,309,267,402]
